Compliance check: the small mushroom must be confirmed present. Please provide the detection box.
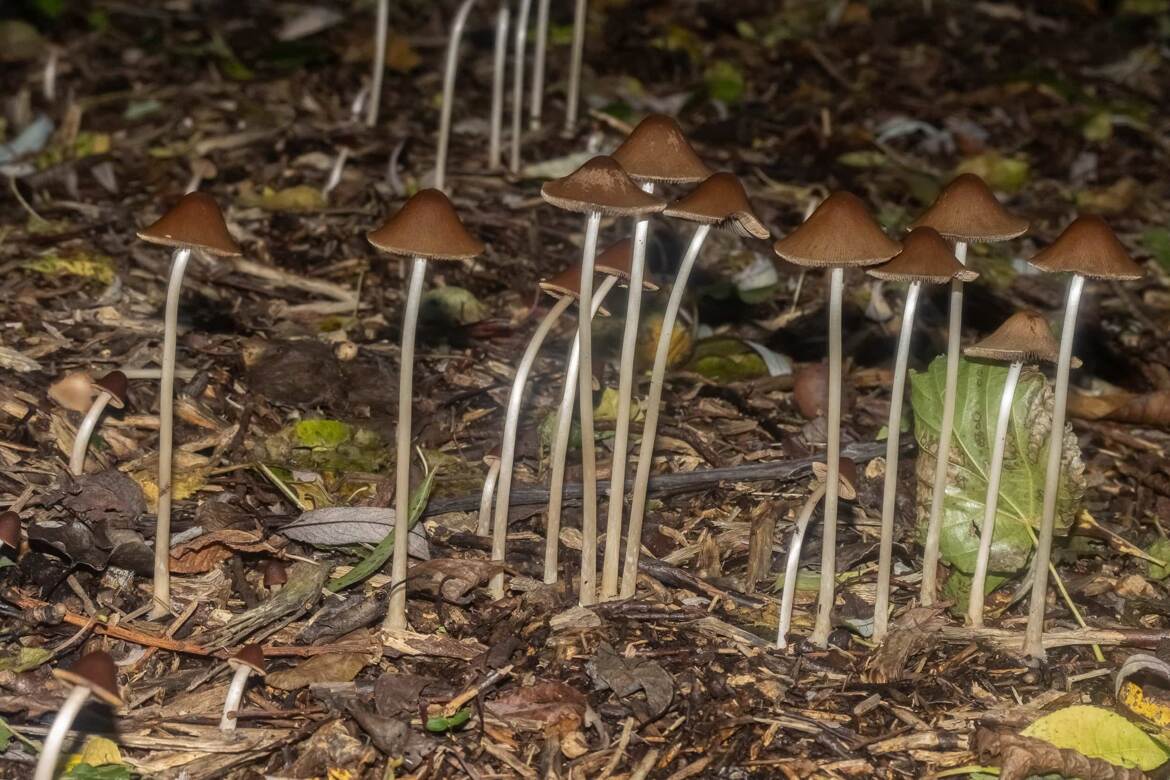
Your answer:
[0,511,21,560]
[964,312,1062,627]
[792,363,830,420]
[69,371,129,476]
[220,644,266,732]
[34,652,122,780]
[263,559,288,594]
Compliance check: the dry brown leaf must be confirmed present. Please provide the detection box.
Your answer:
[488,681,587,736]
[267,651,369,691]
[169,528,276,574]
[1069,389,1170,427]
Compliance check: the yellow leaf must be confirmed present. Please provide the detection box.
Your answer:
[65,736,122,770]
[238,182,327,212]
[24,252,115,284]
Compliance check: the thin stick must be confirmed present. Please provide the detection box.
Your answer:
[620,224,712,599]
[921,241,968,604]
[777,483,827,649]
[564,0,587,131]
[476,459,501,536]
[151,247,192,619]
[435,0,479,191]
[576,212,602,606]
[488,3,509,170]
[1024,273,1084,658]
[529,0,551,130]
[34,685,91,780]
[873,281,922,642]
[384,256,428,632]
[69,391,114,475]
[366,0,389,126]
[509,0,533,173]
[968,361,1023,627]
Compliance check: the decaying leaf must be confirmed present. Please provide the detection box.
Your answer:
[1020,704,1170,771]
[975,727,1148,780]
[169,528,278,574]
[586,644,673,720]
[488,681,587,736]
[1070,387,1170,427]
[267,651,370,691]
[408,558,506,604]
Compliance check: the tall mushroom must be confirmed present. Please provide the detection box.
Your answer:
[220,644,265,732]
[564,0,588,130]
[541,157,665,604]
[435,0,481,191]
[69,371,129,476]
[137,191,242,618]
[772,192,901,646]
[509,0,534,172]
[34,652,122,780]
[529,0,551,130]
[911,174,1028,606]
[620,172,769,599]
[867,228,978,642]
[488,3,510,170]
[367,189,485,631]
[1022,216,1142,658]
[367,0,389,126]
[964,311,1061,627]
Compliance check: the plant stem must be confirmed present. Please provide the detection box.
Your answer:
[620,224,712,599]
[967,360,1023,627]
[489,294,575,599]
[873,281,922,642]
[366,0,388,127]
[152,246,192,620]
[69,391,113,476]
[810,266,845,648]
[435,0,478,191]
[1024,273,1084,658]
[488,3,509,170]
[219,665,252,732]
[384,256,427,632]
[476,460,501,536]
[33,685,90,780]
[777,483,828,649]
[921,240,968,605]
[576,211,602,606]
[529,0,551,130]
[564,0,587,131]
[509,0,533,173]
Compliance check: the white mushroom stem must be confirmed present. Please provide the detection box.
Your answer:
[620,224,712,599]
[529,0,551,130]
[564,0,587,131]
[967,360,1023,628]
[69,390,115,476]
[33,685,92,780]
[476,460,502,536]
[576,212,602,606]
[920,240,968,605]
[543,275,618,584]
[151,246,192,620]
[776,482,828,649]
[435,0,479,191]
[488,4,509,170]
[366,0,389,126]
[219,664,254,732]
[509,0,533,173]
[872,281,923,642]
[384,256,428,632]
[1024,273,1085,658]
[488,294,575,598]
[809,266,845,648]
[601,181,654,601]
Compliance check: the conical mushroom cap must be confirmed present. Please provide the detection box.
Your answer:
[229,644,266,675]
[263,559,288,588]
[611,114,712,184]
[137,192,242,257]
[367,189,485,261]
[540,156,667,216]
[910,173,1029,243]
[53,651,122,707]
[1028,215,1143,280]
[965,311,1062,364]
[93,371,129,410]
[772,192,901,268]
[0,511,19,552]
[484,445,502,465]
[663,173,770,239]
[538,265,610,316]
[594,239,658,290]
[811,458,858,501]
[868,228,979,284]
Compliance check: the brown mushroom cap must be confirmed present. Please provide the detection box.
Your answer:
[540,156,667,216]
[92,371,129,410]
[483,445,502,465]
[1028,215,1143,280]
[910,173,1029,243]
[663,173,770,240]
[537,265,611,316]
[772,192,901,268]
[229,643,266,675]
[53,651,122,707]
[965,311,1062,364]
[137,192,242,257]
[868,228,979,284]
[0,511,19,553]
[811,458,858,501]
[263,559,288,588]
[594,239,658,291]
[367,189,484,261]
[610,114,712,184]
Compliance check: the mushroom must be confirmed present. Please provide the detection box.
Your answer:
[488,3,510,170]
[34,651,122,780]
[220,644,265,732]
[540,157,664,605]
[793,363,829,419]
[367,189,484,630]
[509,0,534,172]
[776,458,857,649]
[529,0,551,130]
[137,192,242,619]
[1022,216,1143,659]
[564,0,587,130]
[477,446,503,537]
[435,0,480,191]
[0,511,20,560]
[367,0,389,126]
[263,559,288,594]
[910,173,1028,606]
[964,312,1062,627]
[621,172,769,599]
[69,371,129,476]
[772,192,901,647]
[867,228,978,642]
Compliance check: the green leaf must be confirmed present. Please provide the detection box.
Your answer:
[62,765,133,780]
[684,337,768,383]
[1022,705,1170,771]
[426,706,471,732]
[293,419,352,449]
[910,357,1084,583]
[0,646,51,673]
[1141,228,1170,272]
[1147,538,1170,580]
[704,60,745,104]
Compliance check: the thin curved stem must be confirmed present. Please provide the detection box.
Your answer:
[509,0,533,173]
[366,0,389,126]
[69,392,113,476]
[476,460,502,536]
[873,282,922,642]
[564,0,587,131]
[489,294,575,598]
[384,256,428,632]
[810,266,844,648]
[920,240,968,605]
[152,247,192,620]
[435,0,479,191]
[777,483,828,649]
[219,665,253,732]
[968,361,1023,627]
[543,275,617,584]
[576,212,602,606]
[488,3,510,170]
[529,0,551,130]
[620,224,712,599]
[1024,273,1084,658]
[34,685,91,780]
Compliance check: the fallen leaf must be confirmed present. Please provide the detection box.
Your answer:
[586,644,673,720]
[169,529,277,574]
[1020,704,1170,771]
[489,681,587,736]
[267,652,370,691]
